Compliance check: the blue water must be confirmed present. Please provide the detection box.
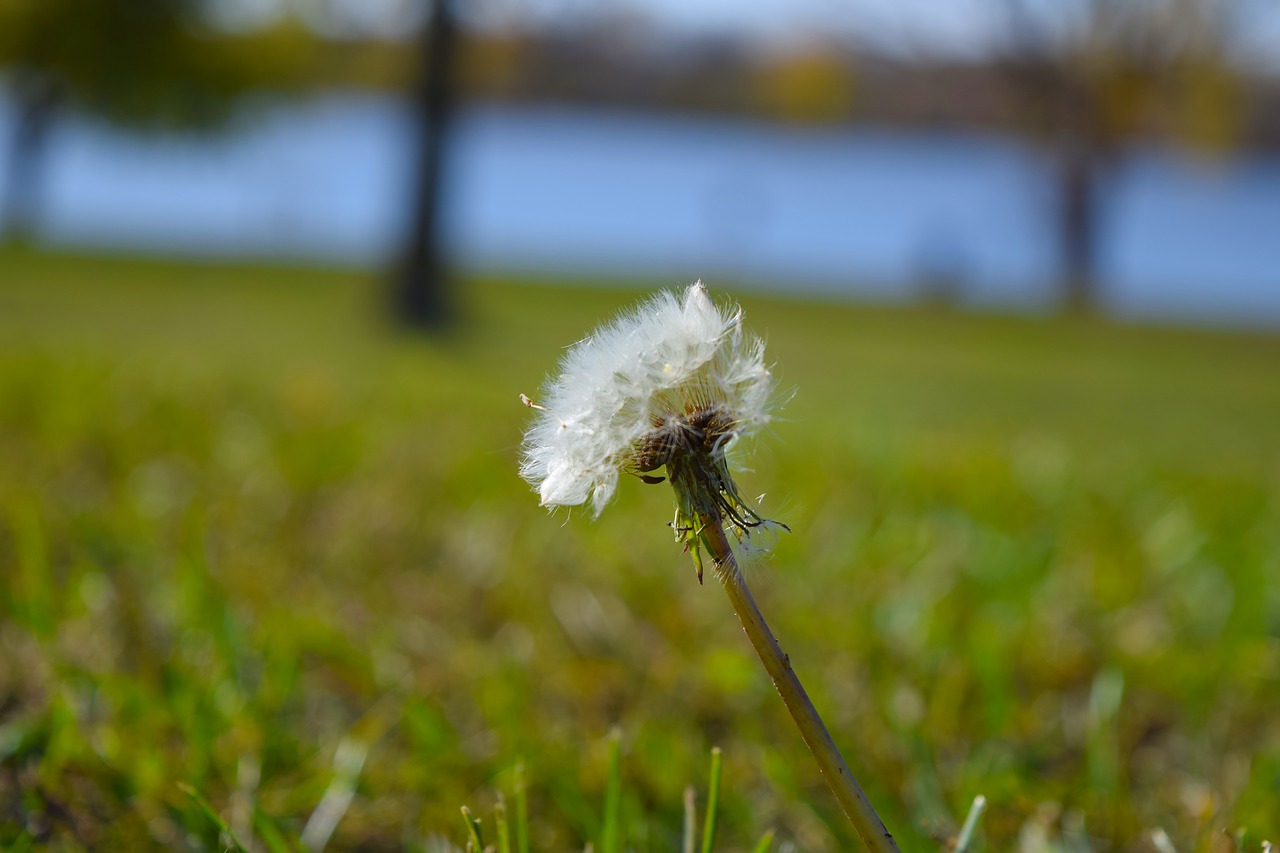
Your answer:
[1,88,1277,324]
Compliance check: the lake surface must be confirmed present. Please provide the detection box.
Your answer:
[1,88,1277,325]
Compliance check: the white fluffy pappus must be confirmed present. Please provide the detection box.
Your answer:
[519,281,774,518]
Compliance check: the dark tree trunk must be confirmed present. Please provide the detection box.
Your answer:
[1051,72,1108,315]
[393,0,459,329]
[1059,136,1100,313]
[2,77,61,244]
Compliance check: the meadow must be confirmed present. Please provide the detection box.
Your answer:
[1,249,1278,851]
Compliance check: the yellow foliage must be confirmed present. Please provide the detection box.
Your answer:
[753,50,854,124]
[1172,59,1243,156]
[1095,64,1157,139]
[459,33,528,95]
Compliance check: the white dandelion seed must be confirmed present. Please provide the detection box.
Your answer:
[519,281,783,574]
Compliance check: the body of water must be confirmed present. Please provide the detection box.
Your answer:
[2,88,1278,324]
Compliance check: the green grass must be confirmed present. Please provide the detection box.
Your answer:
[1,248,1278,850]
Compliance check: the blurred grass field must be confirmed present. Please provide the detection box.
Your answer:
[1,248,1278,851]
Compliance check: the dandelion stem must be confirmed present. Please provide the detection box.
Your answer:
[701,517,900,853]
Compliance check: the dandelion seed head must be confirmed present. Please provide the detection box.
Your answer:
[519,281,774,522]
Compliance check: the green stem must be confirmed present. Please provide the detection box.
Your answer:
[954,794,987,853]
[699,747,722,853]
[601,728,623,853]
[514,762,529,853]
[701,517,900,853]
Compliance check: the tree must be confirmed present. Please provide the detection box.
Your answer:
[0,0,316,241]
[994,0,1244,311]
[393,0,460,330]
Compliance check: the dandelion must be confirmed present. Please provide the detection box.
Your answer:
[520,280,781,580]
[519,281,900,852]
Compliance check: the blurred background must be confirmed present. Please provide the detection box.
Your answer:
[2,0,1279,322]
[2,2,1280,851]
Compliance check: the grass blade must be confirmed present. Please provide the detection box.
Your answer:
[461,805,485,852]
[700,747,722,853]
[252,805,292,853]
[1087,668,1125,801]
[515,762,530,853]
[496,794,512,853]
[955,795,987,853]
[601,728,623,853]
[1148,828,1176,853]
[682,786,697,853]
[300,736,368,852]
[178,783,248,853]
[750,829,775,853]
[5,831,34,853]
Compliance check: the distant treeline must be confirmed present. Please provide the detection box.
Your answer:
[188,25,1277,154]
[6,13,1277,152]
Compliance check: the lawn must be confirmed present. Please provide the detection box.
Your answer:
[1,249,1278,851]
